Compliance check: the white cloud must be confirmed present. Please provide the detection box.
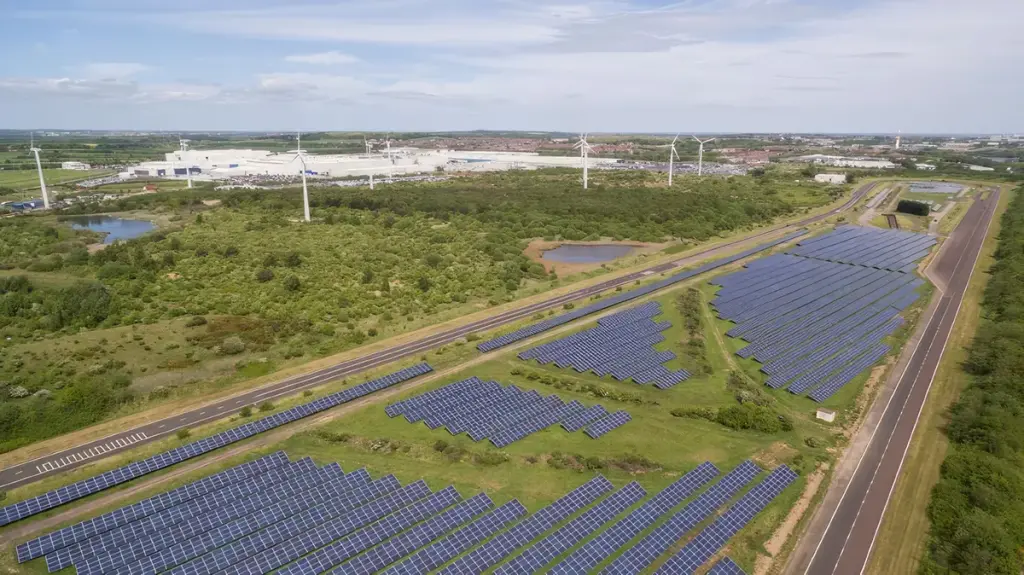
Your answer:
[284,51,360,65]
[79,62,149,80]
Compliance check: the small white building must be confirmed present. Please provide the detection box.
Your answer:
[61,161,91,170]
[968,164,995,172]
[816,408,837,423]
[814,173,847,184]
[915,163,937,170]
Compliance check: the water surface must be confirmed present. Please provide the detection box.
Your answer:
[67,216,156,244]
[541,244,636,263]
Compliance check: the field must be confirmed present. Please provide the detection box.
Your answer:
[0,169,113,198]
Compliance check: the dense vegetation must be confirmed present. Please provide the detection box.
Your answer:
[897,199,931,216]
[0,171,830,452]
[923,186,1024,575]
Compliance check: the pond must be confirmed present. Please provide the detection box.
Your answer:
[66,216,156,244]
[541,244,636,264]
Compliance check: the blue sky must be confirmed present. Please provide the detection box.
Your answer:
[1,0,1021,133]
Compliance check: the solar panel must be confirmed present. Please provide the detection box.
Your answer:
[276,486,463,575]
[219,480,433,575]
[4,365,432,530]
[600,460,761,574]
[381,499,528,575]
[438,476,613,575]
[547,461,720,575]
[708,557,748,575]
[16,452,289,563]
[584,410,632,439]
[655,465,799,574]
[493,482,647,575]
[326,493,494,575]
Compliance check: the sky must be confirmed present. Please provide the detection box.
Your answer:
[0,0,1021,133]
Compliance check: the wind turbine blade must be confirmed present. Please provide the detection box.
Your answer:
[672,134,679,145]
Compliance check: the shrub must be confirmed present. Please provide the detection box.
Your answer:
[283,276,301,291]
[256,269,274,282]
[433,439,449,452]
[473,451,509,466]
[220,336,246,355]
[897,199,930,216]
[185,315,207,327]
[239,405,253,417]
[258,400,275,412]
[176,428,191,440]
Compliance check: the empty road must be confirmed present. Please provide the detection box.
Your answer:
[0,182,875,491]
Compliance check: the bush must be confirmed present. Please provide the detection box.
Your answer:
[239,405,253,417]
[258,400,275,412]
[716,404,786,433]
[220,336,246,355]
[185,315,207,327]
[176,428,191,440]
[256,269,274,282]
[897,199,930,216]
[283,276,301,291]
[473,451,509,466]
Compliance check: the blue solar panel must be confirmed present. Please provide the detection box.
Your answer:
[437,476,613,575]
[707,557,748,575]
[4,364,433,530]
[655,465,799,574]
[547,461,720,575]
[493,482,647,575]
[584,411,632,439]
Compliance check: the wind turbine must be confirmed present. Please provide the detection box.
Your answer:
[662,134,681,186]
[385,134,395,178]
[29,133,50,209]
[179,138,193,188]
[291,132,311,222]
[364,136,372,155]
[573,133,593,189]
[895,130,901,150]
[692,135,716,177]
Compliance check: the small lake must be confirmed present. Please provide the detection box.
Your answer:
[66,216,156,244]
[541,244,636,263]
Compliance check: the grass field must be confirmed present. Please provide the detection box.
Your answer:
[0,169,112,191]
[866,185,1011,575]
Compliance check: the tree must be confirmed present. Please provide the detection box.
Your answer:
[284,275,301,291]
[361,269,374,283]
[417,276,432,292]
[284,252,302,267]
[424,254,442,268]
[380,278,391,293]
[845,172,857,184]
[256,269,274,282]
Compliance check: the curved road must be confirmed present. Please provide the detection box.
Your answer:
[0,182,875,491]
[799,189,999,574]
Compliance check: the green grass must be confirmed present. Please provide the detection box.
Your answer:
[0,169,113,191]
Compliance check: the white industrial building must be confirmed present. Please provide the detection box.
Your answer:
[814,173,847,184]
[61,161,91,170]
[131,148,622,182]
[800,154,896,169]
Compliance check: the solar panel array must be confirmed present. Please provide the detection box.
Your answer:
[1,363,433,528]
[477,230,808,352]
[518,301,691,389]
[710,227,934,401]
[707,557,749,575]
[18,453,794,575]
[385,378,631,445]
[656,465,799,574]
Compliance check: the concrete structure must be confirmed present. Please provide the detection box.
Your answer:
[816,408,836,423]
[814,173,847,184]
[968,164,995,172]
[132,147,624,182]
[800,154,896,169]
[915,163,937,170]
[60,161,91,170]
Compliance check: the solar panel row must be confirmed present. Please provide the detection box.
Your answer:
[477,230,807,352]
[655,465,799,574]
[386,380,631,446]
[2,363,433,529]
[708,557,748,575]
[17,452,290,563]
[600,460,762,574]
[437,476,613,575]
[23,455,797,575]
[710,227,932,401]
[547,461,720,575]
[517,302,691,388]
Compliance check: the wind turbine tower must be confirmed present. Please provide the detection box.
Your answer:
[29,133,50,209]
[574,134,593,189]
[663,135,681,186]
[364,136,372,155]
[179,138,193,188]
[692,135,716,177]
[291,132,311,222]
[895,130,901,150]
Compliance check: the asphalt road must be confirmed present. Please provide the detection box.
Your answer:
[802,189,1000,574]
[0,182,875,492]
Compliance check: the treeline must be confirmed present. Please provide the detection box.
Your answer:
[923,186,1024,574]
[897,199,931,216]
